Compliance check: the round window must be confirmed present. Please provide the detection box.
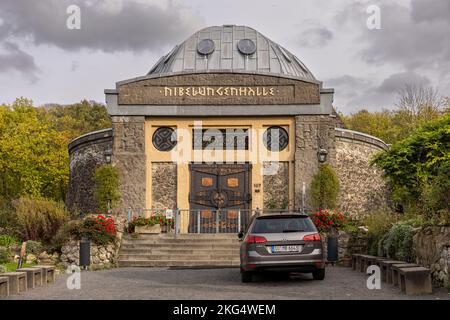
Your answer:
[197,39,215,55]
[263,126,289,151]
[237,39,256,55]
[152,127,177,151]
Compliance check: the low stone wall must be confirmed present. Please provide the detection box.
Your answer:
[60,240,118,268]
[413,226,450,288]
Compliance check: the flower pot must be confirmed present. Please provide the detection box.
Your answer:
[135,224,161,234]
[340,256,352,267]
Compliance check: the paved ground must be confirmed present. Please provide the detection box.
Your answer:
[5,266,450,300]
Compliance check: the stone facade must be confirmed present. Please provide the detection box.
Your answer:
[111,116,146,222]
[413,226,450,287]
[333,130,390,218]
[263,161,289,209]
[294,115,336,210]
[66,129,113,214]
[60,240,118,268]
[152,162,177,210]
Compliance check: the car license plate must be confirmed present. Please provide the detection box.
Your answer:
[271,245,301,253]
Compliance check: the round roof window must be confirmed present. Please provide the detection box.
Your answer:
[197,39,215,55]
[237,39,256,55]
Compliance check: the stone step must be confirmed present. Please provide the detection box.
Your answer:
[120,248,240,255]
[117,259,240,267]
[119,253,238,261]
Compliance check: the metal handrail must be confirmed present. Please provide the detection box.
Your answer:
[125,208,293,235]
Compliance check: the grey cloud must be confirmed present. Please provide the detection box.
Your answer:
[0,42,39,81]
[377,71,431,94]
[353,0,450,72]
[410,0,450,23]
[0,0,204,52]
[298,26,333,47]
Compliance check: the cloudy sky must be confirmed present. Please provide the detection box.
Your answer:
[0,0,449,114]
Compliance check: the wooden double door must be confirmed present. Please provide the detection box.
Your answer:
[188,163,251,233]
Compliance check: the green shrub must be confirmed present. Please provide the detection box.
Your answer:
[26,240,43,255]
[0,235,20,247]
[0,247,10,264]
[363,210,397,237]
[13,196,68,243]
[310,164,340,209]
[94,165,120,212]
[381,222,415,262]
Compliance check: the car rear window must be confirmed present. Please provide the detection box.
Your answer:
[251,216,316,234]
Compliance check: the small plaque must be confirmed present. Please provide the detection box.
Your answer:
[227,178,239,188]
[201,210,212,218]
[227,210,238,219]
[201,177,213,187]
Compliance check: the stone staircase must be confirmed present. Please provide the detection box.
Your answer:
[118,233,241,267]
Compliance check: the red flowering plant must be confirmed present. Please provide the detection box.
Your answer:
[309,209,351,233]
[72,214,118,245]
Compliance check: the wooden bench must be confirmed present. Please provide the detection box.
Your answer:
[399,267,432,295]
[378,260,404,283]
[1,272,27,295]
[351,254,363,271]
[16,267,43,289]
[34,265,56,284]
[0,277,9,298]
[391,263,419,286]
[359,255,376,272]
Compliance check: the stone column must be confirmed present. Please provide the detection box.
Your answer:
[294,115,335,211]
[111,116,146,223]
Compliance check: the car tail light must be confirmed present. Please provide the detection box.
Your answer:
[246,235,267,244]
[303,233,321,241]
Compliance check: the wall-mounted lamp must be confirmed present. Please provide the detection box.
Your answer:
[317,148,328,163]
[104,150,112,164]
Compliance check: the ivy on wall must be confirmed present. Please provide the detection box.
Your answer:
[94,165,120,212]
[310,164,340,210]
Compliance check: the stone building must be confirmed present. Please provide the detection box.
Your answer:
[67,25,390,232]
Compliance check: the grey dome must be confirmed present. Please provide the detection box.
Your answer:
[148,25,316,81]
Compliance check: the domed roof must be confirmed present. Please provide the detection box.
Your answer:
[147,25,316,81]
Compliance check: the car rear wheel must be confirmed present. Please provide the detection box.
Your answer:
[312,268,325,280]
[241,271,253,283]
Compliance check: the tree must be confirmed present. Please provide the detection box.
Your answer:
[372,114,450,218]
[0,98,68,200]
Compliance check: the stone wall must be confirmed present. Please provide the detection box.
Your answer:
[413,226,450,288]
[152,162,177,210]
[294,115,336,210]
[263,161,289,209]
[60,240,118,268]
[112,116,146,223]
[67,129,113,214]
[333,129,391,219]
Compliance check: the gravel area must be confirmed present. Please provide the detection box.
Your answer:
[5,266,450,300]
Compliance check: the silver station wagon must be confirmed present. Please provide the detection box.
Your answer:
[238,212,325,283]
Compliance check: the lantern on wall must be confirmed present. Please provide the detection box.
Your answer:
[317,148,328,163]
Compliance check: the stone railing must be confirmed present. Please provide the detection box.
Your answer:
[335,128,390,151]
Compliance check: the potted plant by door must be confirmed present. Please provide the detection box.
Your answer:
[133,216,162,234]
